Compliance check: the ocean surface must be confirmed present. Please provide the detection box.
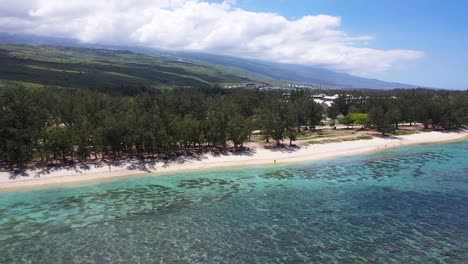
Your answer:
[1,141,467,264]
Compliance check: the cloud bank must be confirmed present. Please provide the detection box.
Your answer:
[0,0,424,75]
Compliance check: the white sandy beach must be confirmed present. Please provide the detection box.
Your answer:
[0,131,466,191]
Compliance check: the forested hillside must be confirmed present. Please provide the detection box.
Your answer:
[0,44,251,94]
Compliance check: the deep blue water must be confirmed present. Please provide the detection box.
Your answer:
[1,141,467,263]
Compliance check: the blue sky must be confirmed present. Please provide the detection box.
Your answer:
[232,0,468,89]
[2,0,466,89]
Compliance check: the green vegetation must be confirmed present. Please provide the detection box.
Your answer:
[0,85,325,166]
[327,94,350,119]
[328,89,468,135]
[351,113,369,127]
[297,129,356,140]
[1,44,467,168]
[337,113,369,128]
[390,130,420,136]
[0,44,250,95]
[308,135,373,145]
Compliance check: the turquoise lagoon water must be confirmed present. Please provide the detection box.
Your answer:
[1,141,468,263]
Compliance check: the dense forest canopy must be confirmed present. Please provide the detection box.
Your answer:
[0,83,467,167]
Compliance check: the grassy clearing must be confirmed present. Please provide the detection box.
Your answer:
[297,129,357,140]
[250,129,366,143]
[308,135,373,145]
[390,130,420,136]
[26,65,83,74]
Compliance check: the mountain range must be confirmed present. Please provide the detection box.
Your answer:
[0,33,421,90]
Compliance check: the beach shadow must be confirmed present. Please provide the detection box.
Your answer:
[158,151,206,168]
[127,159,157,173]
[158,147,255,169]
[211,147,255,157]
[265,144,301,153]
[8,168,30,179]
[36,163,83,177]
[7,163,79,180]
[6,159,117,180]
[232,147,255,156]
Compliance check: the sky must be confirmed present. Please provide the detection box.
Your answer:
[0,0,466,89]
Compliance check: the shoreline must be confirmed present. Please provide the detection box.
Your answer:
[1,131,466,192]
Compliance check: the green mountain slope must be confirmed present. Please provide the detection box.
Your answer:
[0,34,424,90]
[0,44,251,94]
[149,51,421,90]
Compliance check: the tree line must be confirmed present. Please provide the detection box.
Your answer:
[0,84,467,166]
[0,85,322,166]
[329,89,468,134]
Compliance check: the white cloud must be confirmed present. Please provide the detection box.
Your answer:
[0,0,424,74]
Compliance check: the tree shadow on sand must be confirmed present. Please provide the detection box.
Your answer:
[6,147,257,179]
[161,147,255,168]
[126,159,157,172]
[264,144,301,153]
[6,160,109,180]
[211,147,255,157]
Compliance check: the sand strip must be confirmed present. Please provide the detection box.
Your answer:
[0,131,466,192]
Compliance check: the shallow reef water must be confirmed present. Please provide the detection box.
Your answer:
[0,141,467,263]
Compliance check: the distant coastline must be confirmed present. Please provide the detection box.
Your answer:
[1,131,466,192]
